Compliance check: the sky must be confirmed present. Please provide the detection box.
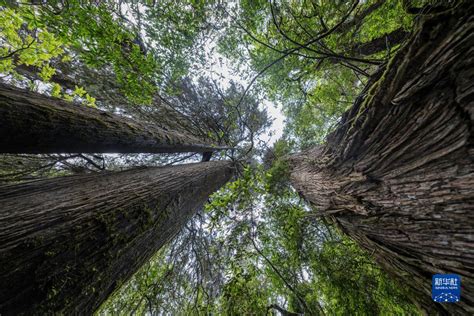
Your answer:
[261,99,285,145]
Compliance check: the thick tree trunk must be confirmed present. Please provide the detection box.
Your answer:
[0,160,234,314]
[0,83,225,154]
[290,2,473,314]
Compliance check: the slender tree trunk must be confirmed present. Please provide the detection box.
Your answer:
[0,160,234,314]
[0,83,226,154]
[289,2,473,314]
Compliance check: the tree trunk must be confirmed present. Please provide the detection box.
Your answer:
[289,2,473,314]
[350,27,409,57]
[13,62,208,141]
[0,82,226,154]
[0,160,234,314]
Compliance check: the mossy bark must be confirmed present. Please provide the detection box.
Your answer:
[0,83,226,154]
[0,160,234,315]
[289,2,473,314]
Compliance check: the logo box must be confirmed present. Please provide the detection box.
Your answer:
[432,274,461,303]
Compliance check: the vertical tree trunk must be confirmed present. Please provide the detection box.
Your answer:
[0,83,226,154]
[289,2,473,314]
[0,161,234,314]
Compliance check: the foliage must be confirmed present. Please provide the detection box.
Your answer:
[0,7,65,73]
[36,1,158,104]
[217,0,413,147]
[2,1,219,105]
[0,6,96,106]
[264,139,292,193]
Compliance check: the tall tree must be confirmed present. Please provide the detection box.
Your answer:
[0,160,234,314]
[289,3,473,314]
[0,83,227,154]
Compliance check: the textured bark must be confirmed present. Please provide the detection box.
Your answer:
[0,161,234,315]
[0,82,226,153]
[290,2,473,314]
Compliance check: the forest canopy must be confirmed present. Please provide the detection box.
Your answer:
[0,0,472,315]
